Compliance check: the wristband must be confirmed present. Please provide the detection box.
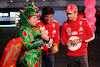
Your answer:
[48,48,51,52]
[45,37,50,43]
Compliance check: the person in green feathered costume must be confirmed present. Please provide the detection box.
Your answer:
[18,2,50,67]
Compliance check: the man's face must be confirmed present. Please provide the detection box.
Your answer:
[27,15,37,26]
[42,14,53,24]
[67,12,77,21]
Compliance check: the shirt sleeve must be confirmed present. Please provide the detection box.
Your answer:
[80,20,95,42]
[53,23,60,48]
[18,28,43,50]
[61,23,68,46]
[36,21,40,28]
[36,21,49,51]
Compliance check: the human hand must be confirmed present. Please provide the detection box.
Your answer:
[41,33,49,41]
[71,39,80,45]
[44,39,53,48]
[66,42,71,47]
[50,47,59,54]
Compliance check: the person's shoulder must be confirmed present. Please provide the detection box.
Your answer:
[62,21,68,25]
[80,17,87,22]
[79,18,90,26]
[36,20,43,26]
[36,20,41,24]
[52,19,59,25]
[53,19,58,23]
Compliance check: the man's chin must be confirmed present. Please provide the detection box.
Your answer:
[32,24,36,26]
[47,21,51,24]
[68,19,72,21]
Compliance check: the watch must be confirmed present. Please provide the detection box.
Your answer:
[79,38,82,42]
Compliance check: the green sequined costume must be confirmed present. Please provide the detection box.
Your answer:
[18,2,43,67]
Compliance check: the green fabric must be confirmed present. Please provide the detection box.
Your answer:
[23,6,37,20]
[33,38,43,47]
[19,6,37,27]
[18,6,43,67]
[18,26,43,67]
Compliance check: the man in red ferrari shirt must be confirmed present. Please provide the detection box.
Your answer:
[36,6,59,67]
[61,4,95,67]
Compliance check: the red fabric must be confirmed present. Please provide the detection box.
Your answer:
[65,4,78,13]
[0,37,23,67]
[23,6,27,9]
[41,45,48,51]
[36,19,60,55]
[18,21,20,24]
[35,7,39,11]
[34,61,38,67]
[61,16,94,56]
[79,12,85,17]
[28,14,40,19]
[28,15,34,19]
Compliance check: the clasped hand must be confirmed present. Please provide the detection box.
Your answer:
[66,39,80,47]
[50,47,59,54]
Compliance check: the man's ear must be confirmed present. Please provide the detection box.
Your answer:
[75,11,78,15]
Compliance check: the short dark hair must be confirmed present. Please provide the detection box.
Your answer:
[42,6,54,16]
